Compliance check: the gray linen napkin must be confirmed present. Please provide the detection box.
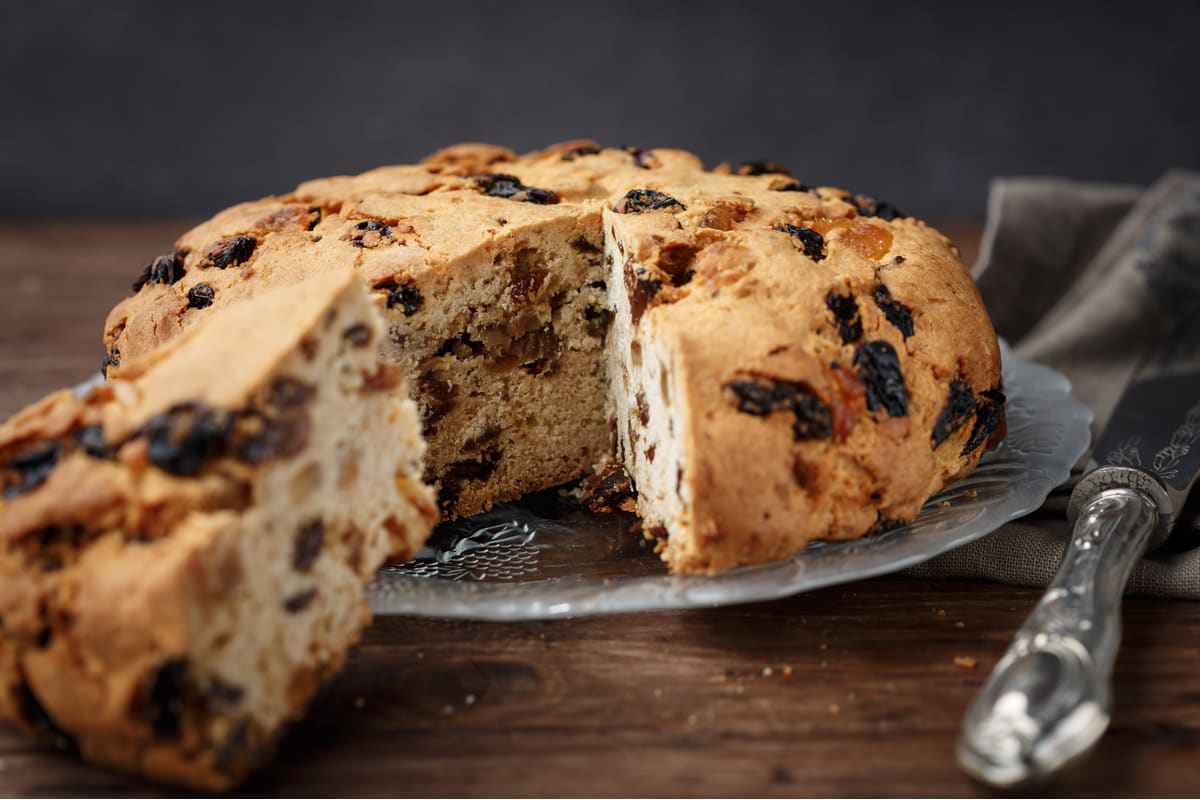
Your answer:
[905,171,1200,597]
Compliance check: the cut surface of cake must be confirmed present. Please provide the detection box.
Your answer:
[101,139,1003,574]
[0,271,436,789]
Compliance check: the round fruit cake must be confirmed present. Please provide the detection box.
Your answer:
[102,140,1004,574]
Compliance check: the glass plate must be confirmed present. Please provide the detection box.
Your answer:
[368,343,1092,620]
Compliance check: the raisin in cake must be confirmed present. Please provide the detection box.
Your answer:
[0,271,436,789]
[101,139,1003,574]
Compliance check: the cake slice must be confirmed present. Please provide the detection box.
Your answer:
[603,181,1004,573]
[0,271,436,789]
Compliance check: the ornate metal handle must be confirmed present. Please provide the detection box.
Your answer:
[957,484,1160,787]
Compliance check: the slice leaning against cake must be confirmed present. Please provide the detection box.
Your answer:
[0,271,436,789]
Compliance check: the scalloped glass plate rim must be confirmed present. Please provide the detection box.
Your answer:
[367,343,1093,620]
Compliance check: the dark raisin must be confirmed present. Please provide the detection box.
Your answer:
[386,283,423,316]
[616,189,685,214]
[723,376,832,440]
[658,243,698,286]
[584,305,612,338]
[234,412,310,464]
[3,442,62,498]
[443,448,502,484]
[776,224,826,261]
[852,195,907,221]
[206,235,257,269]
[17,683,77,754]
[292,520,324,573]
[268,378,316,409]
[132,251,186,292]
[101,347,120,377]
[142,403,231,476]
[853,341,909,417]
[213,719,251,775]
[472,173,559,204]
[349,219,393,248]
[962,389,1006,455]
[283,588,318,613]
[435,332,485,359]
[343,323,373,348]
[773,180,814,193]
[624,261,662,325]
[580,463,635,513]
[518,330,561,376]
[569,236,602,255]
[790,393,834,440]
[932,380,977,446]
[623,146,658,169]
[74,425,112,459]
[561,144,601,161]
[825,292,862,344]
[725,378,788,416]
[737,160,790,176]
[873,284,914,338]
[187,283,215,309]
[867,517,908,536]
[356,219,390,235]
[438,448,502,513]
[206,678,245,707]
[417,371,456,434]
[137,659,188,740]
[509,247,548,303]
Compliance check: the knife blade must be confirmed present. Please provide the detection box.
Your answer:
[956,315,1200,785]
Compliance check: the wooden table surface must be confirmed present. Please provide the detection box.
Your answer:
[0,221,1197,797]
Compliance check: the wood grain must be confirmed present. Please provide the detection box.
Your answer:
[0,221,1197,797]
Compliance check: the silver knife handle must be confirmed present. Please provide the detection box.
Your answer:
[957,482,1160,787]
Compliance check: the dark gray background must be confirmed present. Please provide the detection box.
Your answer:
[3,0,1197,220]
